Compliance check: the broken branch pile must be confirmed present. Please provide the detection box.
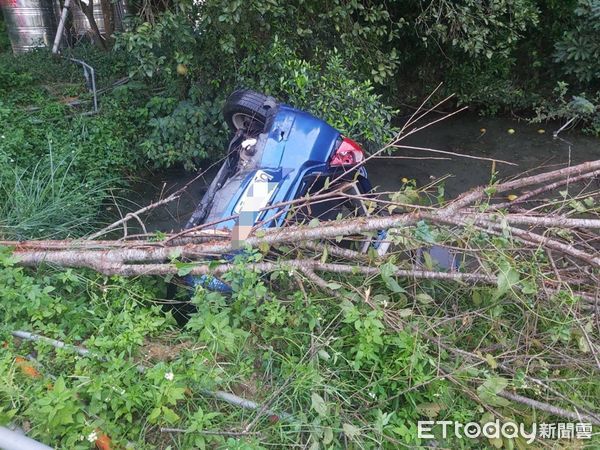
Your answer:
[3,160,599,279]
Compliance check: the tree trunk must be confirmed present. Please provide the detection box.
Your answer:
[99,0,115,46]
[74,0,107,50]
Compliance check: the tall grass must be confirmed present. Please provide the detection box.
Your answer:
[0,147,110,240]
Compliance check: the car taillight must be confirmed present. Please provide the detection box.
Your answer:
[330,137,365,167]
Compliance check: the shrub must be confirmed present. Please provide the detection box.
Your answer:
[115,0,399,167]
[140,96,229,170]
[554,0,600,85]
[532,82,600,136]
[237,41,397,150]
[0,47,147,238]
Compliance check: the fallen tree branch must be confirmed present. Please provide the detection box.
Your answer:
[390,144,517,166]
[482,220,600,267]
[497,390,600,426]
[88,160,227,240]
[491,168,600,210]
[160,428,258,436]
[9,258,500,284]
[5,212,427,267]
[10,329,294,422]
[460,213,600,229]
[12,330,90,357]
[445,160,600,213]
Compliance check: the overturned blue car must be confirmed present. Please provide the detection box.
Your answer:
[182,90,389,291]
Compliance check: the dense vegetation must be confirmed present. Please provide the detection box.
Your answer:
[1,0,598,178]
[0,1,599,448]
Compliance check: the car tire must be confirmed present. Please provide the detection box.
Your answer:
[223,89,277,132]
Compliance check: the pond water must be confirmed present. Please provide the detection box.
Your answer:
[124,114,599,234]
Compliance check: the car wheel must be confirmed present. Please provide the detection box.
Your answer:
[223,89,277,132]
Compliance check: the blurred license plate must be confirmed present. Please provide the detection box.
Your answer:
[233,170,278,214]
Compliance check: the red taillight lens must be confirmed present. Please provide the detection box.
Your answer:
[330,137,365,167]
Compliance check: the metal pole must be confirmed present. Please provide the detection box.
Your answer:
[0,426,53,450]
[52,0,71,54]
[90,64,98,112]
[69,58,99,113]
[12,330,90,357]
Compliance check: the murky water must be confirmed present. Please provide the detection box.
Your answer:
[369,114,599,197]
[124,114,599,233]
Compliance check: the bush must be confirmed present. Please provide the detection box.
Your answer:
[554,0,600,85]
[140,96,229,170]
[115,0,402,168]
[237,41,397,150]
[117,5,398,168]
[532,82,600,136]
[0,47,150,237]
[0,47,148,178]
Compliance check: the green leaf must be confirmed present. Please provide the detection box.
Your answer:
[477,376,510,407]
[0,408,17,426]
[495,261,519,299]
[148,406,162,422]
[577,335,590,353]
[162,406,180,424]
[416,402,443,418]
[397,308,413,318]
[258,241,270,254]
[380,262,405,293]
[311,393,328,417]
[416,293,433,304]
[320,245,328,264]
[343,423,361,439]
[414,221,435,243]
[489,437,503,448]
[174,260,196,276]
[318,349,331,361]
[485,353,498,369]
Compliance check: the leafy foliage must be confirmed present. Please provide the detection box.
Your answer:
[554,0,600,84]
[139,96,228,170]
[415,0,539,59]
[1,198,599,448]
[533,81,600,136]
[236,41,397,149]
[0,46,150,238]
[117,1,398,166]
[1,171,599,447]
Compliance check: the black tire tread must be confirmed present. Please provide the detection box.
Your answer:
[222,89,276,131]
